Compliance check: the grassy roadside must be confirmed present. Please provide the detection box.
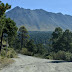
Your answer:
[0,56,14,70]
[0,48,17,70]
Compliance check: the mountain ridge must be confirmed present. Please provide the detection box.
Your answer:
[6,6,72,31]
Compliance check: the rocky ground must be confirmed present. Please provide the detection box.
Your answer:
[0,54,72,72]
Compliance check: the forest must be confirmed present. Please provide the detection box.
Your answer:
[29,31,52,44]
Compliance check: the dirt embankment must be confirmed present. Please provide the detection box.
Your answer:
[0,54,72,72]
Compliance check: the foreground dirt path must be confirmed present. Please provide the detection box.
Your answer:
[0,54,72,72]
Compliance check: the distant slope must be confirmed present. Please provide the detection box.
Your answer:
[29,31,52,44]
[6,6,72,31]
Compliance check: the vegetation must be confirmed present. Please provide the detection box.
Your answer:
[46,27,72,61]
[18,26,29,48]
[0,1,18,53]
[1,48,17,58]
[0,1,18,69]
[0,56,14,70]
[29,31,52,44]
[51,27,72,52]
[0,1,11,53]
[1,1,72,69]
[13,26,30,52]
[13,26,72,61]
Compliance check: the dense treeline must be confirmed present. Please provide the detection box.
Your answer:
[51,27,72,52]
[14,26,47,57]
[14,26,72,61]
[29,31,52,44]
[47,27,72,61]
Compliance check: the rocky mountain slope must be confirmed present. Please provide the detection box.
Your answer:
[6,6,72,31]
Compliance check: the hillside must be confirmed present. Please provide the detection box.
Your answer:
[29,31,52,44]
[6,6,72,31]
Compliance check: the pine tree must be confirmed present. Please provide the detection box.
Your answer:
[18,26,29,49]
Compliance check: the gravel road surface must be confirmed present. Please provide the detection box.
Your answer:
[0,54,72,72]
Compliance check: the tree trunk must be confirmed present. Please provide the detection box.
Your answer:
[0,45,1,54]
[0,32,3,54]
[21,33,23,49]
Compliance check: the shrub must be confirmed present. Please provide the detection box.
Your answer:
[34,54,45,58]
[21,48,33,56]
[49,51,66,60]
[45,52,53,59]
[54,51,66,60]
[46,55,53,59]
[47,51,72,61]
[21,48,28,55]
[7,48,17,58]
[65,52,72,61]
[1,49,6,57]
[1,48,17,58]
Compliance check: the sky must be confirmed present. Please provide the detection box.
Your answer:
[1,0,72,15]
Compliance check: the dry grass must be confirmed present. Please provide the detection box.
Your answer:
[0,56,14,70]
[0,48,17,70]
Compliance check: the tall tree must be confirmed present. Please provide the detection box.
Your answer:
[4,18,18,47]
[26,39,37,53]
[0,17,18,52]
[58,29,72,51]
[0,1,11,17]
[18,26,29,49]
[36,44,45,54]
[51,27,63,52]
[51,28,72,52]
[0,1,11,53]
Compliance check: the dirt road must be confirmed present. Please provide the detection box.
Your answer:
[0,54,72,72]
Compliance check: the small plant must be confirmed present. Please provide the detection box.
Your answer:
[1,48,17,58]
[65,52,72,61]
[21,48,28,55]
[21,48,33,56]
[7,48,17,58]
[1,49,6,57]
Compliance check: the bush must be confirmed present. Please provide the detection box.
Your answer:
[34,54,45,58]
[7,48,17,58]
[54,51,66,60]
[21,48,28,55]
[48,51,66,60]
[1,49,6,57]
[47,51,72,61]
[45,55,53,59]
[45,52,54,59]
[21,48,33,56]
[1,48,17,58]
[65,52,72,61]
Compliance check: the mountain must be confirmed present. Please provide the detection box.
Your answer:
[6,6,72,31]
